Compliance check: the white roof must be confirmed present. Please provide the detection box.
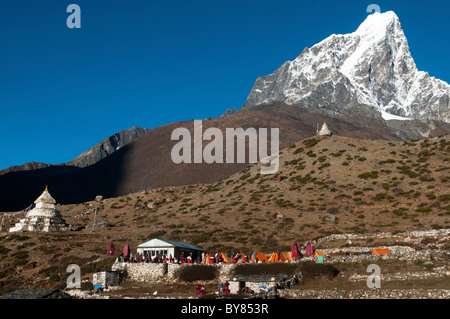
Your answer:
[137,238,203,251]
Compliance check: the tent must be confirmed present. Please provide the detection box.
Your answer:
[107,242,115,256]
[280,251,293,262]
[305,241,313,256]
[251,253,268,263]
[312,251,325,257]
[123,244,130,260]
[317,256,324,264]
[268,252,279,262]
[205,254,214,264]
[373,248,390,255]
[221,253,229,263]
[291,242,299,259]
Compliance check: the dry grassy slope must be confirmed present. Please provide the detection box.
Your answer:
[59,134,450,250]
[0,134,449,294]
[59,134,450,248]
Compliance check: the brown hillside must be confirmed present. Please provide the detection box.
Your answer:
[0,108,402,211]
[0,134,448,294]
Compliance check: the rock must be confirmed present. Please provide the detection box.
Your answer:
[87,219,113,228]
[325,214,336,222]
[95,195,103,202]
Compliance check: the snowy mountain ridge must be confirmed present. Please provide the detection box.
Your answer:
[243,11,450,123]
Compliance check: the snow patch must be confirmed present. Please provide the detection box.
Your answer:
[381,110,411,121]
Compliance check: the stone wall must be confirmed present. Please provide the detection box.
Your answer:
[92,271,122,288]
[312,229,450,245]
[112,261,168,282]
[229,281,276,294]
[111,260,235,283]
[280,289,450,299]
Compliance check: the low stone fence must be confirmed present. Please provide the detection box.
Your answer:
[312,229,450,245]
[301,247,449,263]
[280,289,450,299]
[111,260,235,283]
[92,271,123,287]
[349,271,448,283]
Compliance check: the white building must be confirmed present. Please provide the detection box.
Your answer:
[228,274,287,294]
[136,238,203,261]
[9,186,71,232]
[317,122,332,136]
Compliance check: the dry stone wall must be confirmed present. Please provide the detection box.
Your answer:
[111,260,235,283]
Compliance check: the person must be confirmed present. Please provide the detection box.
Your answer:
[196,285,201,294]
[223,281,230,295]
[199,286,206,296]
[253,251,257,263]
[180,252,185,264]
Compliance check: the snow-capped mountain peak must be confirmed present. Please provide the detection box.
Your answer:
[243,11,449,123]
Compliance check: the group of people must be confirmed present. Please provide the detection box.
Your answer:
[119,251,202,264]
[218,281,230,295]
[116,240,318,265]
[195,285,206,296]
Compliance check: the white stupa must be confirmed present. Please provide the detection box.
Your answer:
[9,186,71,232]
[317,122,332,136]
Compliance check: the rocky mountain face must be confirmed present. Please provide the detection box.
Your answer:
[0,126,148,176]
[66,126,148,168]
[243,11,450,124]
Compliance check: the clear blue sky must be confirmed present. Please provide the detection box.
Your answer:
[0,0,449,170]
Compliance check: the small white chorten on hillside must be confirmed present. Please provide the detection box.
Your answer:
[317,122,332,136]
[9,186,71,232]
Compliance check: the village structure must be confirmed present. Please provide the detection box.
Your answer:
[317,122,332,136]
[9,186,71,233]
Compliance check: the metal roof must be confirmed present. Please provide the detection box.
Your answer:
[137,238,203,251]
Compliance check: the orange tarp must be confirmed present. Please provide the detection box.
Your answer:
[221,253,229,263]
[313,251,325,257]
[205,254,214,264]
[373,248,390,255]
[251,253,268,263]
[280,251,293,262]
[268,252,279,262]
